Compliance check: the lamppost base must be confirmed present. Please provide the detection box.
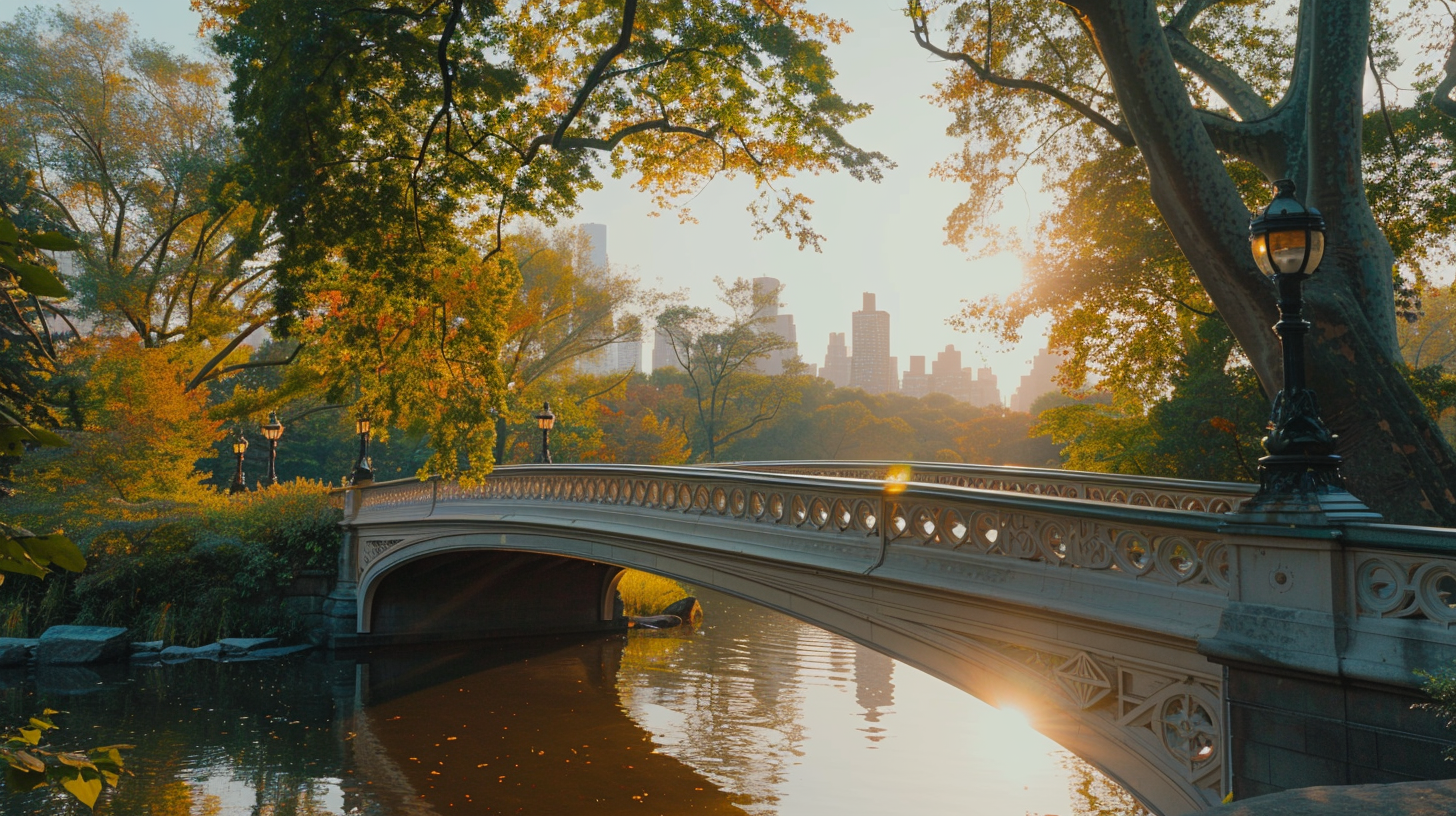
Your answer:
[229,479,248,495]
[1236,455,1381,525]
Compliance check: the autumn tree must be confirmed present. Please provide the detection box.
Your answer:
[0,7,273,389]
[655,278,799,461]
[197,0,887,476]
[912,0,1456,523]
[493,226,655,463]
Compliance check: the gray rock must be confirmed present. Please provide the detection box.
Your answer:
[36,626,129,665]
[630,614,683,630]
[661,597,703,625]
[159,643,224,661]
[1195,780,1456,816]
[247,644,314,659]
[0,638,36,667]
[129,651,161,662]
[130,640,163,653]
[217,637,278,656]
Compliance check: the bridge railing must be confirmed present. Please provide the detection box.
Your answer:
[345,464,1236,598]
[710,460,1257,513]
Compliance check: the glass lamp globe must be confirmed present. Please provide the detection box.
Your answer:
[232,434,249,455]
[536,402,556,431]
[1249,179,1326,277]
[261,410,284,441]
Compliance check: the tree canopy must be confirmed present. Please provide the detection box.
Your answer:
[913,0,1456,524]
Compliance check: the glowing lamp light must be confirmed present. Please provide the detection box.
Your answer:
[1249,179,1325,277]
[261,410,284,441]
[536,402,556,431]
[232,434,249,456]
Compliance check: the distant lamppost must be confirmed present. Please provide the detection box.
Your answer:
[350,412,374,486]
[536,401,556,464]
[229,433,249,495]
[260,410,284,487]
[1238,179,1377,522]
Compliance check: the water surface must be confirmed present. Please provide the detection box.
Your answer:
[0,588,1099,815]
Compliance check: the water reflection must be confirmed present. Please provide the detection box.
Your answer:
[0,588,1132,815]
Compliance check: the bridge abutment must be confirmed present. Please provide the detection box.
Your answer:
[1204,525,1456,799]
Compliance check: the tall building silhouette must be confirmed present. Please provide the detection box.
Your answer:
[1011,347,1063,412]
[901,355,930,397]
[574,224,641,376]
[822,332,850,387]
[751,277,801,376]
[850,293,895,394]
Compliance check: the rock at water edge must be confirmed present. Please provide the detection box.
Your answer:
[218,637,279,656]
[662,597,703,625]
[37,626,129,665]
[631,614,684,630]
[0,638,32,667]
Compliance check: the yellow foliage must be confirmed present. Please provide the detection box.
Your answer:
[617,569,690,618]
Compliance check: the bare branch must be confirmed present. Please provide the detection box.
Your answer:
[909,8,1135,147]
[185,320,272,392]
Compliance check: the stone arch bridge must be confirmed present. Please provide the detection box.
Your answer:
[328,461,1456,815]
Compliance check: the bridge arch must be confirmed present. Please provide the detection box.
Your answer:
[356,526,1224,815]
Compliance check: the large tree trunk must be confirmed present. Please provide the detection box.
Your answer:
[1073,0,1456,525]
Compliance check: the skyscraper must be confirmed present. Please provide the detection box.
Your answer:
[850,293,894,393]
[822,332,851,387]
[1011,347,1063,412]
[902,356,930,397]
[573,224,641,376]
[751,277,802,375]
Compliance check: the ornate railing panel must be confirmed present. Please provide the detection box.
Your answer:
[715,461,1256,513]
[1345,525,1456,624]
[350,465,1233,596]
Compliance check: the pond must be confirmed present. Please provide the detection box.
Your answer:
[0,588,1139,815]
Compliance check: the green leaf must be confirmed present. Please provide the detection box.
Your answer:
[0,543,48,578]
[22,536,84,573]
[6,260,67,298]
[4,765,47,792]
[26,232,78,252]
[60,769,102,808]
[0,218,16,244]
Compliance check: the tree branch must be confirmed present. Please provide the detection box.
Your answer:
[185,320,272,392]
[909,7,1134,147]
[1162,26,1271,120]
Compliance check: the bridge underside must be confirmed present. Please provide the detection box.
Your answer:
[352,527,1226,815]
[349,549,626,648]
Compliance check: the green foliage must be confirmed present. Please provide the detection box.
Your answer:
[0,709,130,810]
[2,482,339,645]
[1034,320,1264,481]
[1418,661,1456,760]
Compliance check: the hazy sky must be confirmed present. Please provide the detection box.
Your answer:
[0,0,1062,396]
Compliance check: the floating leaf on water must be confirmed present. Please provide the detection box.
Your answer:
[56,751,96,771]
[60,770,103,808]
[4,765,47,792]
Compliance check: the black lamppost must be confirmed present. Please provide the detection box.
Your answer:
[1238,179,1378,522]
[536,401,556,464]
[350,412,374,486]
[261,410,284,487]
[229,433,249,495]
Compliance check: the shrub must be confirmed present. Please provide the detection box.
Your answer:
[617,569,690,617]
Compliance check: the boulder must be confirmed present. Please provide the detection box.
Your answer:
[130,640,164,653]
[217,637,279,656]
[36,626,129,665]
[661,597,703,625]
[0,638,34,667]
[160,643,224,661]
[630,614,683,630]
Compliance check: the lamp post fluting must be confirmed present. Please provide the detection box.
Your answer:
[536,402,556,464]
[229,433,249,495]
[261,410,284,487]
[1238,179,1378,522]
[350,413,374,486]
